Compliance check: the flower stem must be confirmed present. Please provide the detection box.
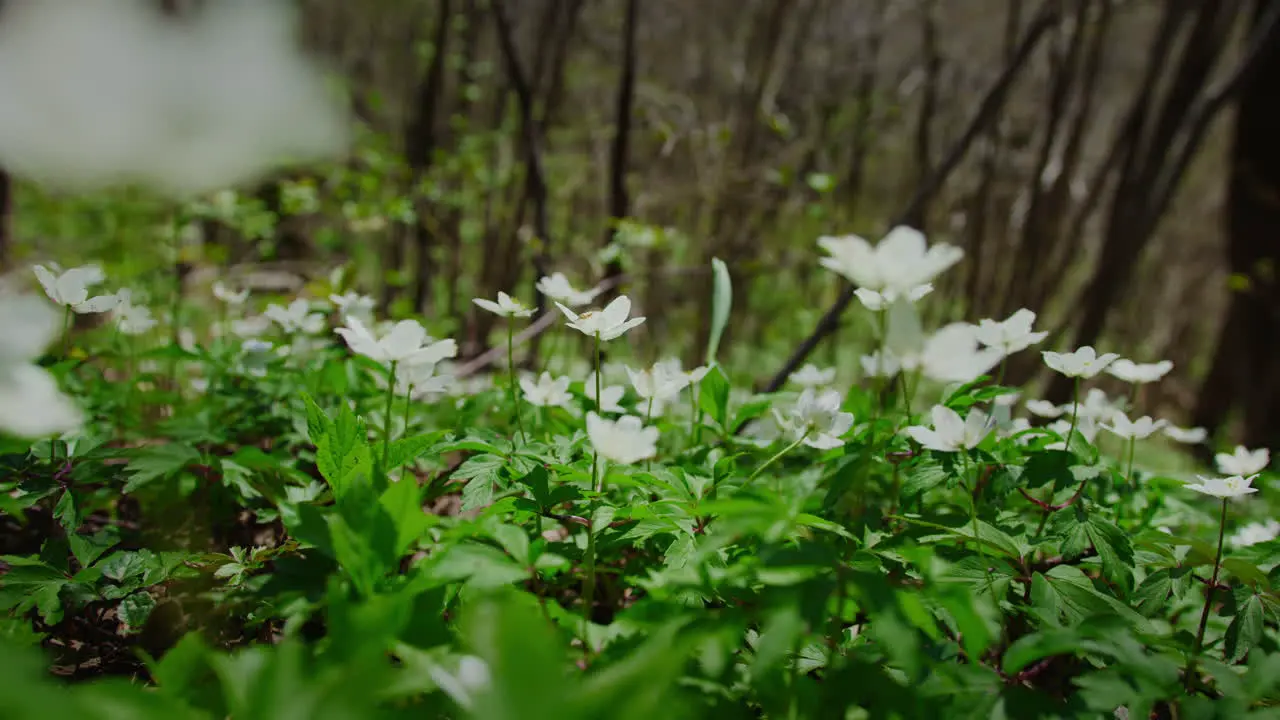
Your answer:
[402,384,414,435]
[1186,497,1228,692]
[1125,436,1136,487]
[581,452,602,659]
[382,361,398,470]
[61,306,72,357]
[965,452,994,593]
[748,434,807,484]
[1066,377,1081,448]
[508,321,526,445]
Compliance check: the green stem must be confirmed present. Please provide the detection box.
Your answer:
[402,384,414,435]
[748,434,807,484]
[996,356,1008,387]
[965,452,993,592]
[508,321,526,444]
[1125,436,1136,487]
[1066,378,1081,448]
[61,306,72,357]
[382,361,398,469]
[1186,498,1228,692]
[688,387,698,444]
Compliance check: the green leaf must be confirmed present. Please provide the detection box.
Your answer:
[1224,593,1265,663]
[1084,515,1134,595]
[902,460,948,497]
[379,477,432,556]
[456,454,506,511]
[428,542,529,589]
[698,365,731,430]
[385,430,445,473]
[118,592,157,633]
[123,443,202,494]
[1132,569,1172,616]
[463,594,571,720]
[705,257,732,365]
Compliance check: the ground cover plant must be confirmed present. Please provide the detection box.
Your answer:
[2,223,1280,719]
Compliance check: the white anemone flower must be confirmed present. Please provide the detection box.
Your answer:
[1215,446,1271,477]
[975,308,1047,355]
[1186,474,1259,499]
[473,291,533,319]
[774,388,855,450]
[556,295,645,341]
[32,263,118,314]
[906,404,994,452]
[1106,358,1173,384]
[586,412,659,464]
[519,372,573,409]
[536,272,601,307]
[1042,346,1119,379]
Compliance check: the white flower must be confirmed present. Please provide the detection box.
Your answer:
[906,405,993,452]
[112,289,157,335]
[853,284,933,311]
[213,281,249,306]
[860,350,900,378]
[899,323,1002,384]
[817,225,963,294]
[774,388,855,450]
[1102,413,1167,440]
[626,361,688,401]
[1230,520,1280,548]
[586,412,658,464]
[975,308,1047,355]
[1163,425,1207,445]
[791,363,837,388]
[264,299,325,334]
[329,291,375,320]
[519,372,572,409]
[585,372,626,414]
[1071,388,1122,423]
[1046,415,1099,450]
[742,413,783,447]
[1025,399,1064,419]
[334,316,456,366]
[381,360,456,400]
[0,0,349,196]
[473,291,533,318]
[536,272,600,307]
[556,295,645,341]
[427,655,491,711]
[0,294,83,436]
[1186,474,1260,499]
[1106,359,1172,384]
[32,264,118,314]
[1042,346,1119,379]
[1216,446,1270,477]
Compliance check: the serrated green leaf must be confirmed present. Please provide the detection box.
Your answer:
[123,443,202,494]
[118,592,156,633]
[1224,593,1265,663]
[698,365,731,430]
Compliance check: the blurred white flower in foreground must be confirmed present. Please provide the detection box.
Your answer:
[1163,425,1207,445]
[626,361,689,403]
[899,323,1002,384]
[586,412,658,464]
[906,405,993,452]
[1042,346,1119,379]
[427,655,491,711]
[975,308,1047,356]
[1230,519,1280,548]
[33,264,118,314]
[1107,358,1173,385]
[860,350,900,379]
[536,272,600,307]
[1216,446,1270,477]
[473,291,533,319]
[1186,474,1259,499]
[557,295,645,341]
[0,0,349,195]
[818,225,962,296]
[791,363,837,388]
[0,295,83,436]
[775,388,854,450]
[519,372,572,409]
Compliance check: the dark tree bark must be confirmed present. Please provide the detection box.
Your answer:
[1193,0,1280,449]
[1043,0,1280,405]
[600,0,640,298]
[407,0,454,314]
